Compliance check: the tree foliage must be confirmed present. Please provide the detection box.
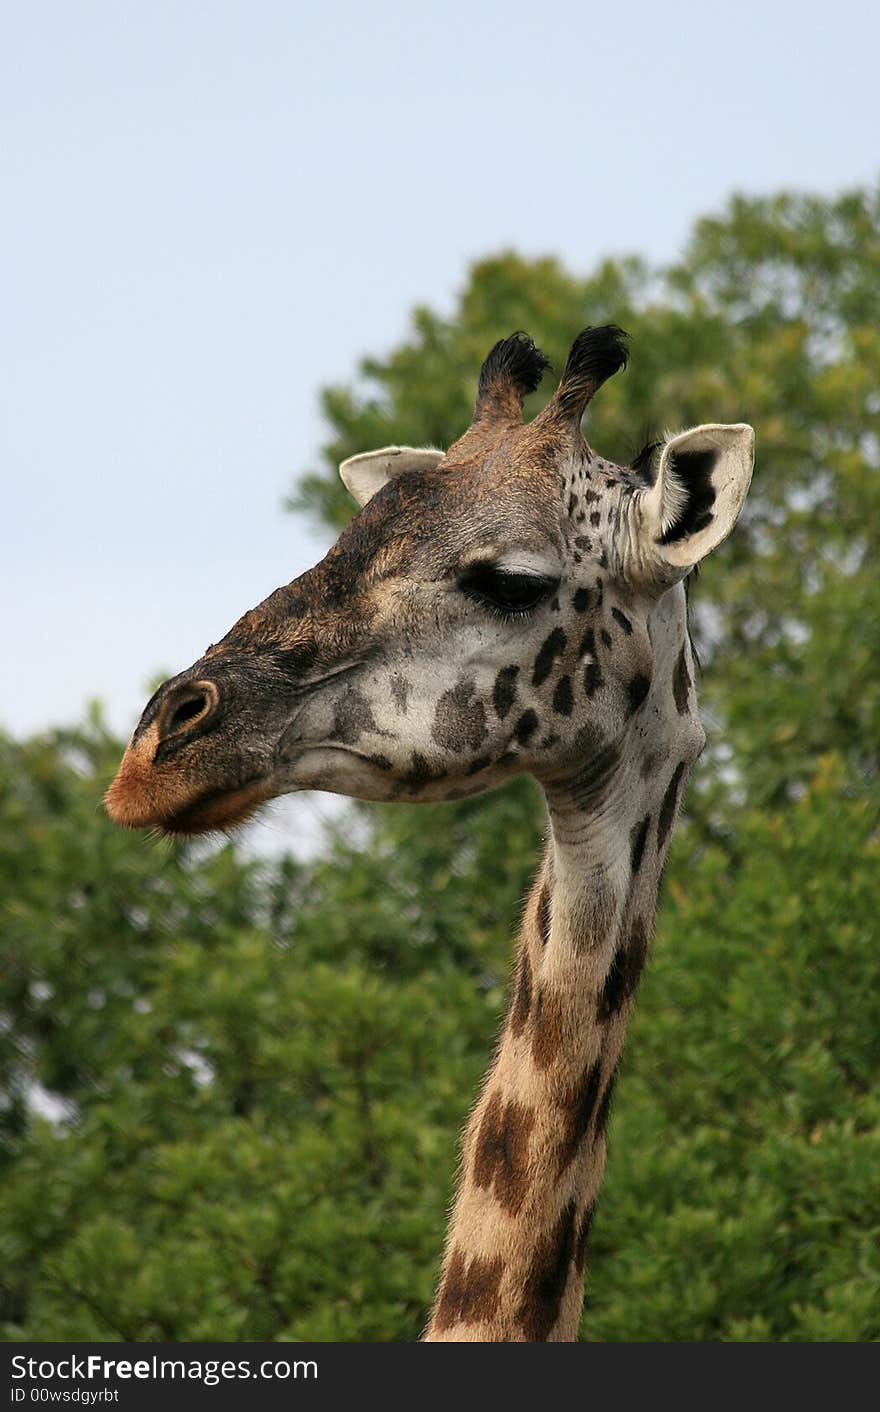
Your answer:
[2,186,878,1340]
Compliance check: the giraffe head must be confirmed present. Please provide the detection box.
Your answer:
[106,327,753,835]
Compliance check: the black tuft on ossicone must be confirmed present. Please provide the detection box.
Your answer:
[476,332,551,418]
[554,325,629,419]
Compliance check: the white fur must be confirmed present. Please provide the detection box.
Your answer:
[339,445,445,507]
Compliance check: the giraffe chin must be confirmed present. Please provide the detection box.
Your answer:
[155,779,275,837]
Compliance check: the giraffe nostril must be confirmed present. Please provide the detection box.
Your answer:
[159,680,219,741]
[169,694,207,731]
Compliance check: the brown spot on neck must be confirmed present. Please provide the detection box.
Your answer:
[473,1090,536,1216]
[432,1249,505,1333]
[597,918,651,1021]
[554,1056,603,1176]
[516,1200,579,1341]
[530,987,566,1069]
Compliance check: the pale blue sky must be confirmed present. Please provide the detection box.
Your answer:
[3,0,878,758]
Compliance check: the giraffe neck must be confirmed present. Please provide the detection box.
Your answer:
[424,587,704,1342]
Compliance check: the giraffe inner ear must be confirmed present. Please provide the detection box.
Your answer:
[339,446,445,507]
[639,423,754,580]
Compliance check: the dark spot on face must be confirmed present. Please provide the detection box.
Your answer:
[514,710,539,745]
[390,673,410,713]
[573,552,582,566]
[433,1248,505,1333]
[598,918,651,1021]
[574,536,591,552]
[567,493,579,516]
[473,1090,536,1216]
[594,1069,617,1138]
[657,761,686,850]
[552,675,574,717]
[575,1202,596,1273]
[517,1199,578,1341]
[590,511,601,527]
[657,448,718,543]
[611,608,633,635]
[432,680,487,753]
[555,1057,603,1175]
[493,665,519,719]
[537,883,552,948]
[673,643,692,714]
[573,587,591,613]
[511,949,532,1036]
[533,628,567,688]
[600,628,612,649]
[626,673,651,716]
[332,686,379,744]
[630,814,651,873]
[550,596,560,612]
[584,661,604,698]
[583,488,599,504]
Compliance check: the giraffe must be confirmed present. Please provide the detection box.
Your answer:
[105,326,754,1341]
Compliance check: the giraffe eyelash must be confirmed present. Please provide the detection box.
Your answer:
[458,563,560,617]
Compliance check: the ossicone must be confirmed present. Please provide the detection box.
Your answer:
[473,331,551,424]
[543,325,629,424]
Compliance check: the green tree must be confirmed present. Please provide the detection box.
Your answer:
[2,185,878,1340]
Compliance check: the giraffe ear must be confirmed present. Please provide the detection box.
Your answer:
[339,446,445,507]
[639,423,754,583]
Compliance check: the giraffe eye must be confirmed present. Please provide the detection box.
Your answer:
[459,563,559,616]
